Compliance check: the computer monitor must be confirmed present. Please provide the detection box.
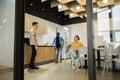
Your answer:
[24,38,30,45]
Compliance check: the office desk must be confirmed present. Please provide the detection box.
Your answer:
[82,47,119,71]
[83,48,103,69]
[95,48,119,71]
[24,46,55,65]
[95,48,104,69]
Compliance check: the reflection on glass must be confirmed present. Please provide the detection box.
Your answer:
[97,8,110,31]
[0,0,15,80]
[115,31,120,42]
[93,1,120,80]
[112,6,120,30]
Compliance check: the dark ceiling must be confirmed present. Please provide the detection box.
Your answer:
[25,0,87,25]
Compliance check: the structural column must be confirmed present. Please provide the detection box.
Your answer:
[86,0,96,80]
[14,0,24,80]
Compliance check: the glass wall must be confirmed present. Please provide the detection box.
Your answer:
[0,0,15,80]
[92,0,120,80]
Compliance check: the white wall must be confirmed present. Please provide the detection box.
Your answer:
[0,0,15,67]
[66,21,99,47]
[67,23,88,47]
[43,23,59,45]
[112,5,120,30]
[66,21,105,59]
[57,26,70,58]
[24,13,61,45]
[66,6,120,48]
[66,17,120,48]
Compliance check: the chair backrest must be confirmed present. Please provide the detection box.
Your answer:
[78,47,88,55]
[104,46,112,56]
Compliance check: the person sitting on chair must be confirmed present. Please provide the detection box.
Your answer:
[67,35,84,70]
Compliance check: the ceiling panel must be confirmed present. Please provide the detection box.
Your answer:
[57,0,75,4]
[97,0,114,7]
[70,6,85,13]
[76,0,86,6]
[64,10,73,15]
[50,0,116,19]
[25,0,119,25]
[69,13,79,18]
[58,5,69,12]
[51,0,60,8]
[77,11,86,15]
[76,0,97,6]
[65,1,80,8]
[115,0,120,5]
[41,0,47,2]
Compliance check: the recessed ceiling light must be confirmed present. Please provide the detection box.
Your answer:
[42,8,45,11]
[76,6,80,10]
[58,16,61,18]
[58,4,63,9]
[84,14,87,17]
[108,9,111,13]
[80,15,83,19]
[64,27,69,30]
[30,3,33,6]
[103,0,108,4]
[93,8,97,12]
[70,13,73,16]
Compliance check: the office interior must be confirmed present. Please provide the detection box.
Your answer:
[0,0,120,80]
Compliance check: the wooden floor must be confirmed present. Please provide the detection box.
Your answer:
[0,60,120,80]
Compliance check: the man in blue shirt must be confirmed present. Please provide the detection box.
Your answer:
[52,32,64,63]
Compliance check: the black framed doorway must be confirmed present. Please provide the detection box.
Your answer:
[13,0,96,80]
[14,0,24,80]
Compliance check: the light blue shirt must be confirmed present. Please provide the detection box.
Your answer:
[52,36,64,48]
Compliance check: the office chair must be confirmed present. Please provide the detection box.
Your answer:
[78,47,88,69]
[102,46,118,75]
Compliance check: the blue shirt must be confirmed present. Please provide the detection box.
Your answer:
[52,36,64,48]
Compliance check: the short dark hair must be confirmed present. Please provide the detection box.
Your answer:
[56,32,60,36]
[75,35,80,40]
[32,22,38,26]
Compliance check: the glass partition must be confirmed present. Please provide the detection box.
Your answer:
[92,0,120,80]
[0,0,15,80]
[24,0,89,80]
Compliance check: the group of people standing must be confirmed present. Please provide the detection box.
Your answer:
[29,22,84,70]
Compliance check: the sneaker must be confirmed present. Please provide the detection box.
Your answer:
[29,66,39,69]
[72,65,76,70]
[78,66,82,69]
[60,60,62,63]
[55,60,58,63]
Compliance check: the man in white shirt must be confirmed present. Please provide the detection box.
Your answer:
[29,22,39,69]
